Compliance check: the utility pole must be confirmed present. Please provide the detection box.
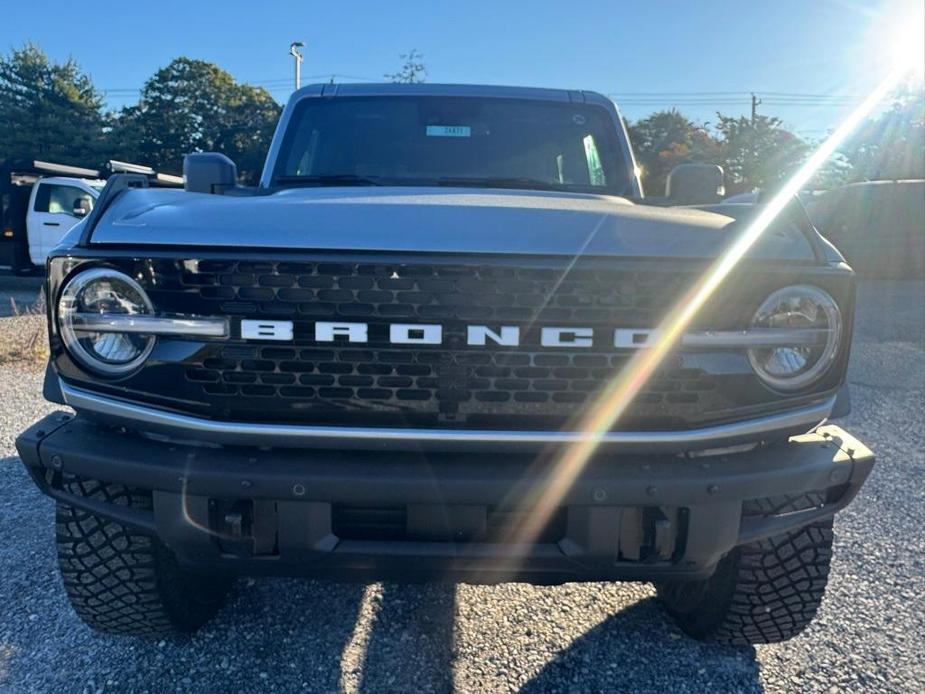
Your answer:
[748,92,763,191]
[750,92,762,125]
[290,42,305,92]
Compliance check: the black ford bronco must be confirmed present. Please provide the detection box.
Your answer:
[16,83,874,643]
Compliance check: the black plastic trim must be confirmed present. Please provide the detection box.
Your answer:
[14,413,874,582]
[77,173,149,247]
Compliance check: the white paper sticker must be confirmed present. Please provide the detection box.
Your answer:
[426,125,471,137]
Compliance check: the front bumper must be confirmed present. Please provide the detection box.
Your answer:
[56,379,838,453]
[16,413,874,584]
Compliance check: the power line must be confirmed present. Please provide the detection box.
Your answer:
[603,90,867,113]
[608,91,751,96]
[614,100,743,104]
[760,91,865,98]
[98,85,867,97]
[97,83,871,114]
[606,90,862,98]
[762,98,860,104]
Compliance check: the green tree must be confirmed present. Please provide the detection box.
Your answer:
[109,58,281,182]
[807,149,852,191]
[840,88,925,181]
[715,113,809,194]
[626,110,721,195]
[0,43,105,164]
[385,49,427,83]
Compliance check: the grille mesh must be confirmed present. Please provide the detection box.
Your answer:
[168,259,691,325]
[152,259,723,424]
[185,345,717,418]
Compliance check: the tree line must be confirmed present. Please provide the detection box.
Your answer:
[0,44,281,183]
[1,43,921,190]
[626,94,923,196]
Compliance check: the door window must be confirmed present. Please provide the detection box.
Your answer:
[33,184,94,216]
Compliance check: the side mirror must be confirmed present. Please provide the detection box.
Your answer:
[665,164,725,205]
[72,197,91,217]
[184,152,238,195]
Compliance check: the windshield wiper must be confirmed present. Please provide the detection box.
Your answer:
[436,176,563,191]
[274,174,384,187]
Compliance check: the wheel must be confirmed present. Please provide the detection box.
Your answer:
[55,478,233,636]
[657,494,834,645]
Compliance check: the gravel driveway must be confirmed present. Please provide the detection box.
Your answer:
[0,280,922,693]
[0,274,43,317]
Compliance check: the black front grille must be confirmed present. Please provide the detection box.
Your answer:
[60,253,823,430]
[145,258,730,427]
[184,344,719,425]
[172,259,694,325]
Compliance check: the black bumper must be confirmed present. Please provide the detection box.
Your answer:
[15,413,874,584]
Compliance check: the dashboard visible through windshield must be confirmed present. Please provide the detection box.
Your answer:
[273,95,632,195]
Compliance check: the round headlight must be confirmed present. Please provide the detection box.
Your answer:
[747,285,842,391]
[58,268,155,375]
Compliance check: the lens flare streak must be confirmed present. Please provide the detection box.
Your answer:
[503,61,914,550]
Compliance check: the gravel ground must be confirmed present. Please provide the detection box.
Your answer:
[0,275,43,318]
[0,280,922,693]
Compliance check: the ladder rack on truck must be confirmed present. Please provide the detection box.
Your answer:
[0,158,182,274]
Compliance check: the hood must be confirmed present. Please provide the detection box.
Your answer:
[89,186,815,260]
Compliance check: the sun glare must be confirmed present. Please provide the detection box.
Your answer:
[500,11,924,551]
[890,8,925,77]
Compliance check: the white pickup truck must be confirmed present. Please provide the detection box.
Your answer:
[24,176,103,266]
[2,159,182,273]
[1,159,105,273]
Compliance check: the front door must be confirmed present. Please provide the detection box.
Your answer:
[26,182,95,265]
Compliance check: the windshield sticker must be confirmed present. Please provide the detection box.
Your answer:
[426,125,471,137]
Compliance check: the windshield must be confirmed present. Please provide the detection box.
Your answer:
[273,96,632,195]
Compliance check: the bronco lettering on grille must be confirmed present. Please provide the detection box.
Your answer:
[239,320,654,349]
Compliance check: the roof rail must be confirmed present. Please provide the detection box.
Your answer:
[1,158,101,179]
[105,160,183,187]
[107,160,156,176]
[154,172,185,187]
[33,160,102,178]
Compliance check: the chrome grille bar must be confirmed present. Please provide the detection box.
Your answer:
[58,379,836,452]
[682,328,831,348]
[71,313,228,338]
[70,314,828,348]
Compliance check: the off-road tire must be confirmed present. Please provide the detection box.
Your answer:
[657,494,834,645]
[55,478,233,636]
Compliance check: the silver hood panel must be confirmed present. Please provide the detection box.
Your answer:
[90,186,815,260]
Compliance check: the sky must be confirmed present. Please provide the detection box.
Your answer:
[3,0,923,138]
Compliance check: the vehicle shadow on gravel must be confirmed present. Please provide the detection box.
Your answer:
[520,597,763,693]
[352,582,457,692]
[147,579,455,692]
[0,453,754,693]
[0,459,451,691]
[51,577,454,692]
